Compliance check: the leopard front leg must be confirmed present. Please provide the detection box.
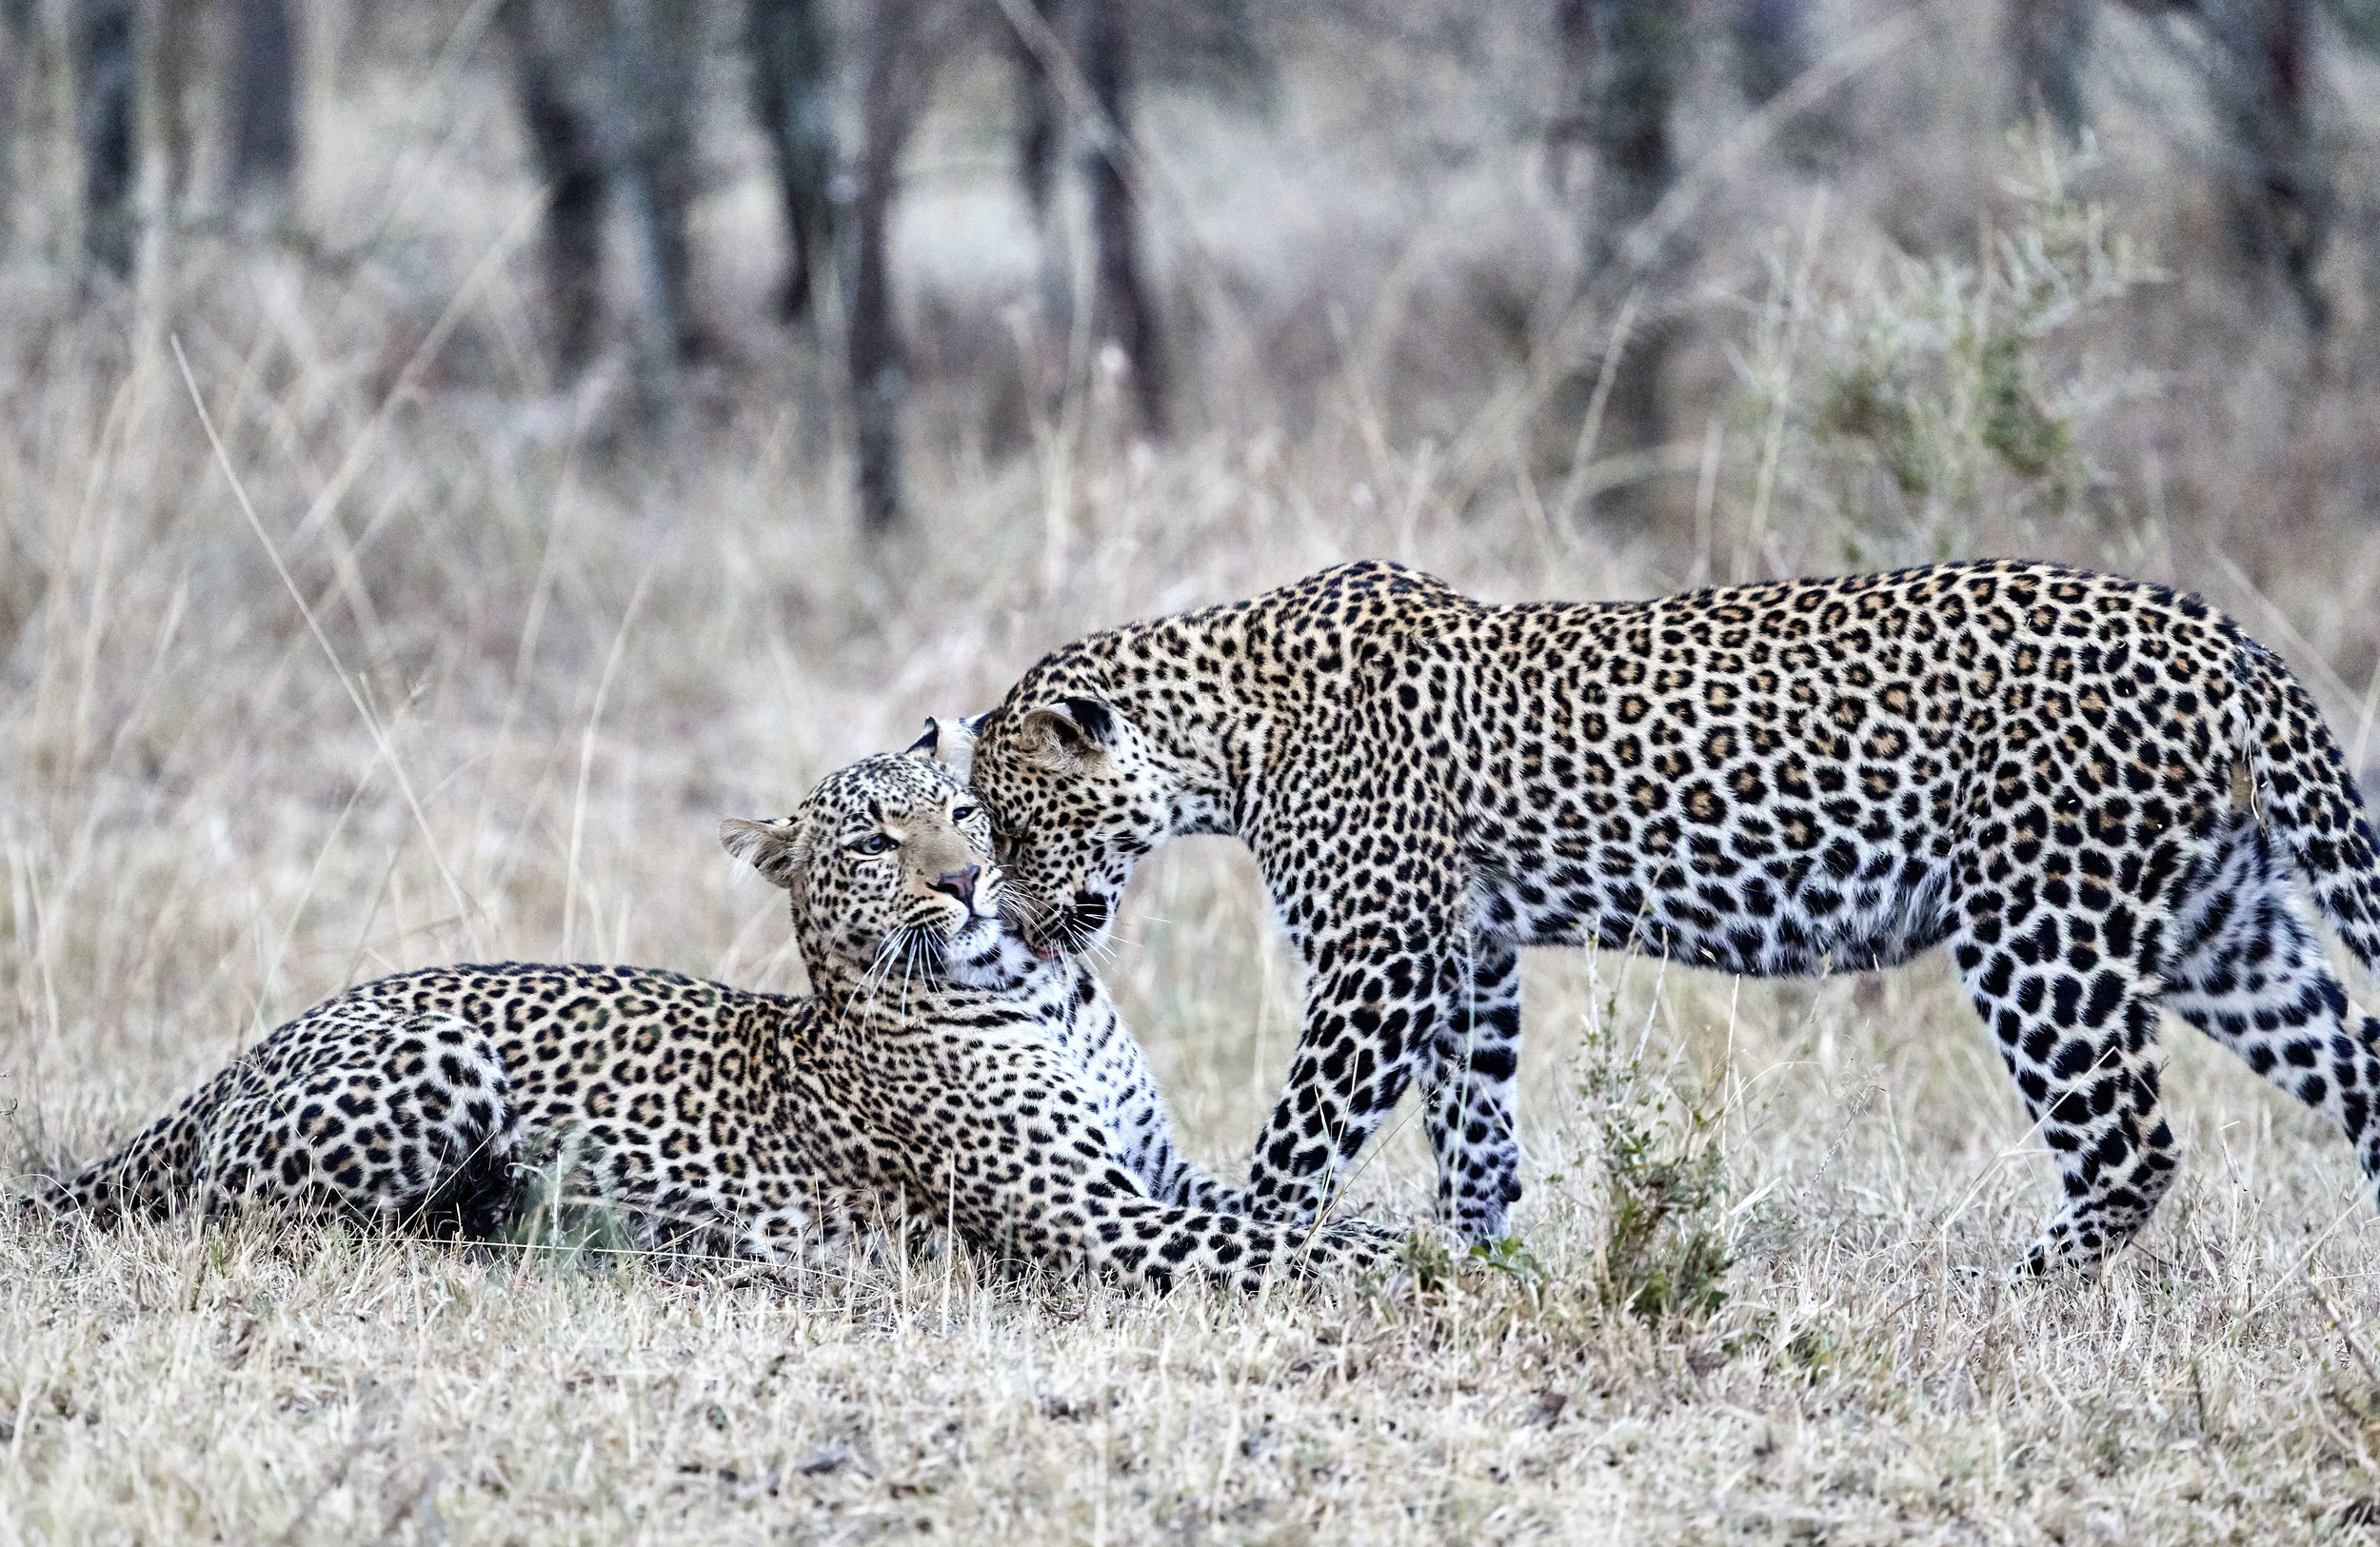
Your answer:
[1061,987,1249,1213]
[1077,1196,1403,1291]
[1423,935,1524,1243]
[896,1042,1398,1291]
[983,1116,1401,1289]
[1245,912,1465,1233]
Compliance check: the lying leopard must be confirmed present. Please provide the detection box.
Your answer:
[39,750,1392,1290]
[959,558,2380,1273]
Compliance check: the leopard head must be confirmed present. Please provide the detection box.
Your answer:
[721,751,1029,991]
[960,690,1181,960]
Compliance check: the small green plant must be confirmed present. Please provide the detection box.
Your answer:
[1466,1233,1544,1284]
[501,1130,643,1271]
[1394,1222,1545,1303]
[1575,985,1735,1323]
[1780,1324,1835,1382]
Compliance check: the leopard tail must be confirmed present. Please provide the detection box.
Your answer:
[49,1101,211,1224]
[2236,641,2380,973]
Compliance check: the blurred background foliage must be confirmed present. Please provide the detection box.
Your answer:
[0,0,2370,560]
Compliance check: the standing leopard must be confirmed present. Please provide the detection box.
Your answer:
[957,558,2380,1272]
[37,751,1392,1290]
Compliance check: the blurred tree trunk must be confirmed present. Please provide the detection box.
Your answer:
[1576,2,1682,288]
[850,0,934,529]
[1732,0,1811,103]
[227,0,301,213]
[0,0,36,253]
[2007,0,2096,138]
[1551,0,1593,183]
[155,0,202,211]
[2198,0,2331,333]
[602,0,702,426]
[503,0,704,412]
[2114,0,2332,330]
[1008,0,1061,219]
[504,0,609,381]
[1000,0,1072,419]
[1079,0,1165,435]
[747,0,836,323]
[1567,0,1687,524]
[1734,0,1835,166]
[75,0,138,281]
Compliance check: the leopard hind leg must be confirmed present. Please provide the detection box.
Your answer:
[1948,857,2184,1274]
[210,1010,524,1237]
[403,1119,521,1240]
[1423,935,1524,1243]
[54,1097,221,1224]
[2159,812,2380,1187]
[361,1013,523,1237]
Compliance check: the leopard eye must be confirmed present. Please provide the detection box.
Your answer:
[854,833,896,856]
[951,804,977,823]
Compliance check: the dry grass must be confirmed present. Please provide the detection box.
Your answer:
[7,4,2380,1541]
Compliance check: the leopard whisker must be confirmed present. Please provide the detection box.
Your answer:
[840,933,910,1039]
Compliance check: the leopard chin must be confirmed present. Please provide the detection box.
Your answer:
[918,913,1041,992]
[1021,894,1112,961]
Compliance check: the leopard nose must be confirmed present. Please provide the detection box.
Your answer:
[929,864,980,906]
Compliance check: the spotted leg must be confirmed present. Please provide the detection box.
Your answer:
[1245,903,1462,1231]
[2160,813,2380,1184]
[1949,879,2184,1273]
[67,1011,522,1235]
[884,1039,1397,1291]
[1071,995,1249,1214]
[228,1012,522,1234]
[1422,934,1524,1242]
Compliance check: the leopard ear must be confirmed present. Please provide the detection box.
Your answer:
[914,713,984,782]
[721,817,809,891]
[1019,696,1116,773]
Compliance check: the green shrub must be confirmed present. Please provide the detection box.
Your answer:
[1576,987,1734,1323]
[1747,129,2161,568]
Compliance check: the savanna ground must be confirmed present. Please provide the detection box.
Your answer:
[7,3,2380,1541]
